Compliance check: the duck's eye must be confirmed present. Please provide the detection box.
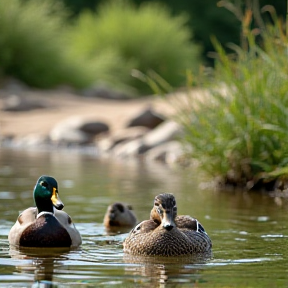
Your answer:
[154,202,159,207]
[40,181,48,188]
[133,223,141,233]
[157,207,162,214]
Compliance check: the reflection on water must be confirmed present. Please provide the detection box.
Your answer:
[1,148,288,287]
[123,253,212,287]
[9,247,72,287]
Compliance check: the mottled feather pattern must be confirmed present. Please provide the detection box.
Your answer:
[123,193,212,257]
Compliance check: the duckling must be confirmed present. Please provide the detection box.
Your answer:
[8,175,81,248]
[123,193,212,256]
[104,202,137,232]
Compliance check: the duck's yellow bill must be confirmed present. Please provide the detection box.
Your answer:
[51,187,64,210]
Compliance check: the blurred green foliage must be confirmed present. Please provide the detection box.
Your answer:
[0,0,200,94]
[60,0,286,65]
[0,0,93,88]
[0,0,285,95]
[68,0,201,95]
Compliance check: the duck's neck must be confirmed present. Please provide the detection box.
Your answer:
[35,198,54,214]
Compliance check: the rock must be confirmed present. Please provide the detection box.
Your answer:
[2,94,48,112]
[138,121,184,154]
[1,78,29,93]
[12,134,50,148]
[97,126,150,152]
[112,139,143,158]
[81,86,130,99]
[126,107,165,129]
[145,141,184,164]
[0,134,15,147]
[109,121,183,158]
[50,129,90,145]
[79,122,109,135]
[50,116,109,145]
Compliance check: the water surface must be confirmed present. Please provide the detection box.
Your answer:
[1,148,288,287]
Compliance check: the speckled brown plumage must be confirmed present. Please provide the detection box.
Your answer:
[123,193,212,257]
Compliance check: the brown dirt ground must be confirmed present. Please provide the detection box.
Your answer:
[0,89,179,139]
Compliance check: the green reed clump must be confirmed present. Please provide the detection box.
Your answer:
[68,0,201,96]
[0,0,92,88]
[180,14,288,189]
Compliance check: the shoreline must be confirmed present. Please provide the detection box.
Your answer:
[0,88,175,139]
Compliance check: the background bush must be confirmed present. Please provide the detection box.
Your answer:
[0,0,92,88]
[68,0,201,96]
[60,0,286,66]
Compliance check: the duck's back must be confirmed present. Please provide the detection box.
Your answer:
[19,213,72,247]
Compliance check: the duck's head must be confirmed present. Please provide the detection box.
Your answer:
[150,193,177,231]
[34,175,64,214]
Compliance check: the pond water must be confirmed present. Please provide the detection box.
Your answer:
[1,148,288,287]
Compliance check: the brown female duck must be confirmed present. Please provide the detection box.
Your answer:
[104,202,137,232]
[123,193,212,256]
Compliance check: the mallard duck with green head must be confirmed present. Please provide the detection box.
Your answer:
[8,175,81,248]
[123,193,212,257]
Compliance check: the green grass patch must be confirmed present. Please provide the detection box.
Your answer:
[176,11,288,189]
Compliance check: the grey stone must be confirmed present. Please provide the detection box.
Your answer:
[50,116,109,145]
[12,134,50,148]
[108,121,183,158]
[81,86,130,99]
[126,107,165,129]
[112,139,143,158]
[1,78,29,93]
[138,121,183,154]
[79,122,109,135]
[2,94,48,112]
[97,126,149,152]
[145,141,184,164]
